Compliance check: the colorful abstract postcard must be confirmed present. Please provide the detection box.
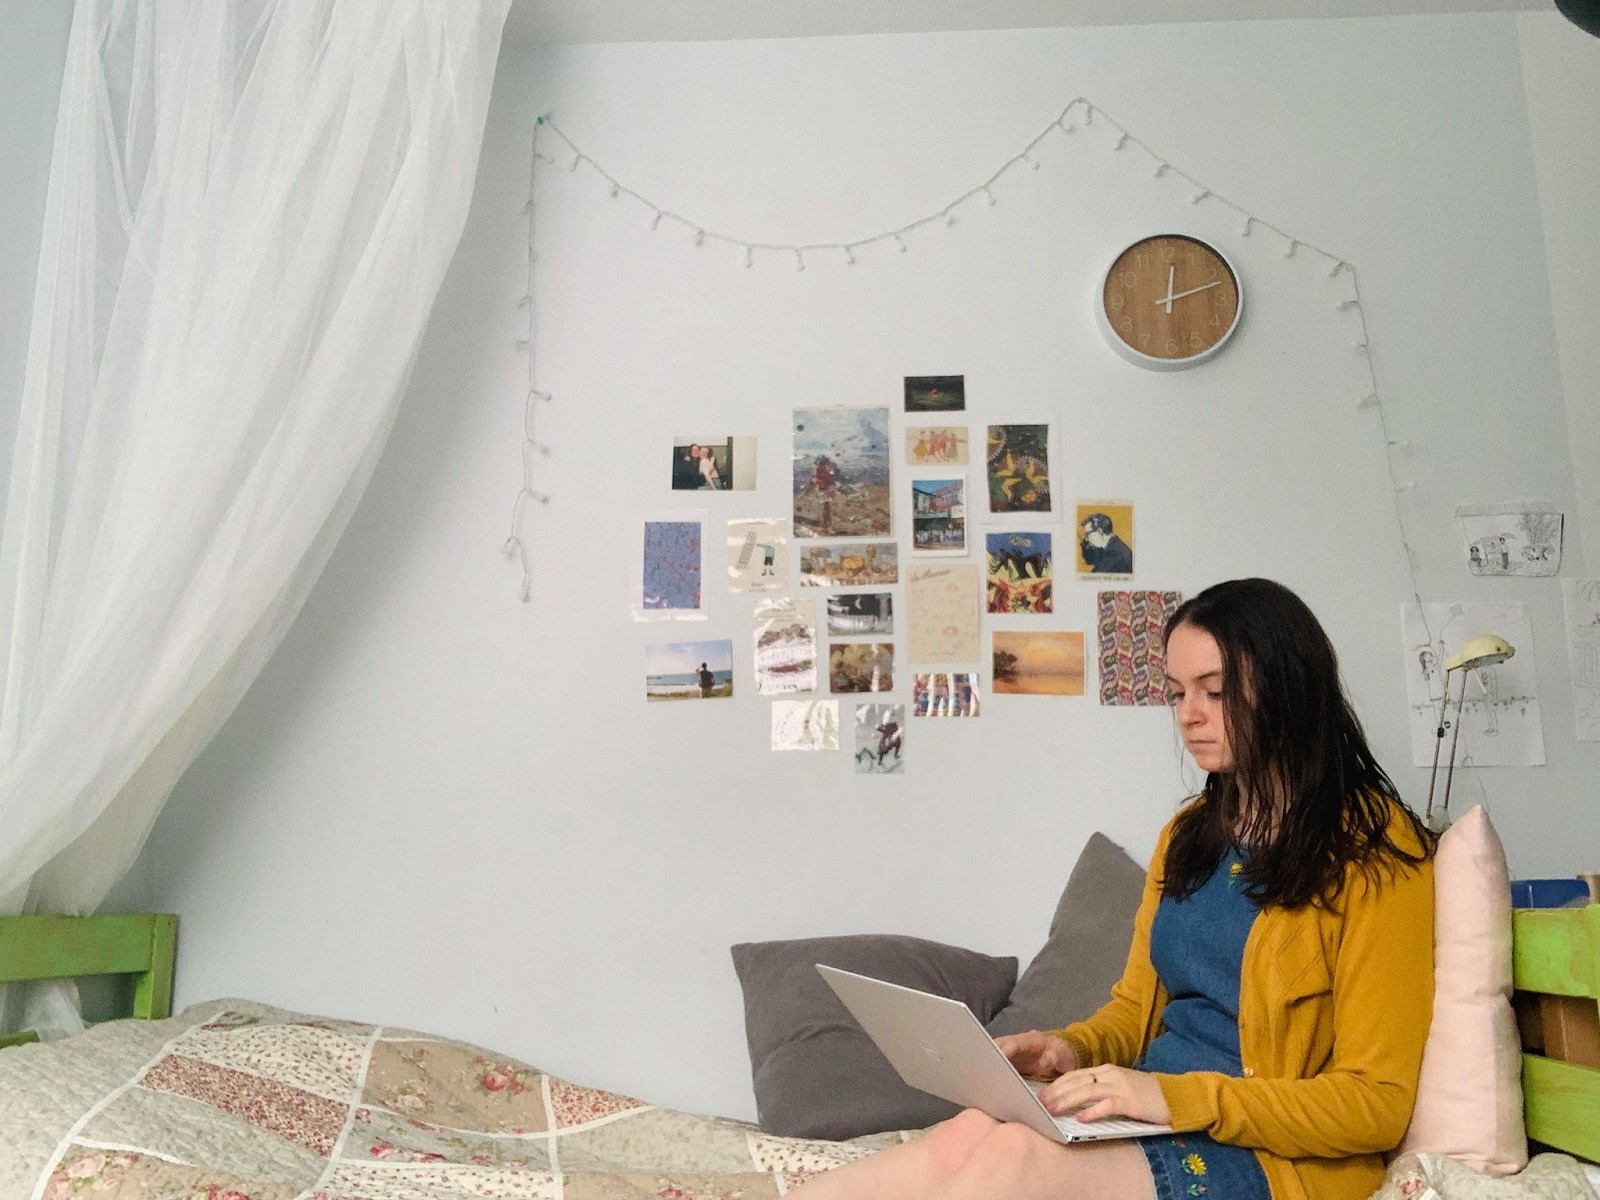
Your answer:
[645,639,733,701]
[1077,501,1135,578]
[771,700,840,751]
[672,436,757,491]
[826,592,893,636]
[984,423,1056,519]
[754,596,817,696]
[911,672,981,717]
[635,516,705,620]
[986,531,1053,614]
[906,564,982,663]
[911,477,968,555]
[829,642,894,693]
[799,542,899,587]
[904,375,965,413]
[792,407,892,539]
[1096,590,1182,706]
[906,426,970,467]
[855,703,906,774]
[727,517,788,592]
[992,631,1085,696]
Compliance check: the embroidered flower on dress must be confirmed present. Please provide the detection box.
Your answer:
[1182,1152,1208,1176]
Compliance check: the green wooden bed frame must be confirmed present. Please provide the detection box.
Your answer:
[1513,904,1600,1163]
[0,914,177,1049]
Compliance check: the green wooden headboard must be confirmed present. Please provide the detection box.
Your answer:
[0,914,177,1049]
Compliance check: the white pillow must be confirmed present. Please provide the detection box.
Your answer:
[1397,805,1527,1176]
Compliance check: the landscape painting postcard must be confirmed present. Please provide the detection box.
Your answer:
[911,477,967,555]
[672,436,757,491]
[904,376,965,413]
[799,542,899,587]
[986,531,1053,614]
[792,406,892,539]
[992,630,1085,696]
[645,639,733,701]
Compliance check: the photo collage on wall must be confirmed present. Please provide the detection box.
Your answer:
[632,377,1185,771]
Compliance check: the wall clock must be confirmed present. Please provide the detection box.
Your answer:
[1096,234,1243,371]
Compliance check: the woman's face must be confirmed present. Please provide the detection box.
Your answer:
[1166,622,1235,773]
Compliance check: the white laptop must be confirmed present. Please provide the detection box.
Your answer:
[816,963,1171,1144]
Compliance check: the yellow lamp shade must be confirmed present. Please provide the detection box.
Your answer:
[1446,634,1515,672]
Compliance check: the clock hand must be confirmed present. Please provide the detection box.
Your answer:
[1162,265,1175,314]
[1153,279,1224,305]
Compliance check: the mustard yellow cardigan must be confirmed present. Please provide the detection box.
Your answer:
[1053,801,1434,1200]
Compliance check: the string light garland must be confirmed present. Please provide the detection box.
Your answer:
[505,98,1431,633]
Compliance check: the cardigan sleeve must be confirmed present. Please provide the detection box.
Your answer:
[1155,848,1436,1158]
[1049,825,1171,1070]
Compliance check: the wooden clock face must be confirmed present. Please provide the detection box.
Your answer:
[1099,234,1242,369]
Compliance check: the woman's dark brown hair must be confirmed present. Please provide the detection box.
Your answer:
[1161,578,1433,908]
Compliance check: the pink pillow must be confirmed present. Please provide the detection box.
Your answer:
[1398,805,1527,1176]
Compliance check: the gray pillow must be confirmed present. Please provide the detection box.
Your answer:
[985,831,1146,1038]
[729,934,1018,1140]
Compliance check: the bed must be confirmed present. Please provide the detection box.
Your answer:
[0,914,897,1199]
[4,908,1597,1200]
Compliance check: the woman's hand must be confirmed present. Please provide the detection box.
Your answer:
[1037,1064,1172,1125]
[993,1030,1077,1079]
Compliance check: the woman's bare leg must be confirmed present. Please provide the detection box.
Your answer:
[928,1123,1157,1200]
[792,1111,1156,1200]
[790,1109,1000,1200]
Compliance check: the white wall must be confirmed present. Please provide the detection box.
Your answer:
[126,14,1598,1123]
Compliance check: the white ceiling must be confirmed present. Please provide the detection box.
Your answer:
[504,0,1555,46]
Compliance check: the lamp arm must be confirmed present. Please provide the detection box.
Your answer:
[1425,669,1453,819]
[1441,667,1471,819]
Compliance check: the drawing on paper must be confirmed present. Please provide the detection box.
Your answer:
[792,407,892,539]
[1400,602,1544,766]
[1455,501,1562,577]
[1562,579,1600,741]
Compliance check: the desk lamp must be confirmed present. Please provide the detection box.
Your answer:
[1425,633,1515,834]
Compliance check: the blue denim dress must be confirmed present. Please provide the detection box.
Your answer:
[1134,849,1273,1200]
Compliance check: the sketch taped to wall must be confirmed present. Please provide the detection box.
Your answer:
[1400,602,1544,767]
[1454,501,1562,577]
[727,518,788,592]
[1562,579,1600,741]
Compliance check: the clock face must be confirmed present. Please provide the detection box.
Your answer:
[1098,234,1242,370]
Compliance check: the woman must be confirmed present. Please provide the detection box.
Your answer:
[798,578,1435,1200]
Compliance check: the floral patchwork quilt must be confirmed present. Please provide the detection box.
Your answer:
[0,1000,902,1200]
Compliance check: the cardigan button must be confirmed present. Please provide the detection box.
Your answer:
[1242,1067,1255,1077]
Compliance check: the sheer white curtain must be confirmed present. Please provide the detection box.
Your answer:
[0,0,509,1037]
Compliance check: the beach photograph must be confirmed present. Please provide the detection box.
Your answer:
[645,639,734,701]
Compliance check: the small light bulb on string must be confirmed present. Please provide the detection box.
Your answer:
[894,233,908,253]
[695,230,706,247]
[1083,106,1095,125]
[1114,133,1130,151]
[845,245,857,266]
[1153,161,1170,178]
[528,388,551,402]
[944,209,958,226]
[522,199,533,214]
[1241,216,1255,237]
[1284,239,1298,258]
[650,211,663,231]
[745,246,754,268]
[1388,438,1413,451]
[515,294,532,308]
[1395,481,1418,493]
[1357,393,1379,409]
[1022,153,1041,170]
[983,186,997,207]
[513,337,530,351]
[1057,117,1075,134]
[1190,189,1211,205]
[609,183,620,199]
[1327,259,1347,278]
[570,153,583,172]
[795,249,805,272]
[1338,298,1360,311]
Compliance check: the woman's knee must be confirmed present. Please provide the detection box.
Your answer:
[923,1108,1000,1173]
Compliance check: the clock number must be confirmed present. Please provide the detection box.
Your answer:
[1190,331,1204,349]
[1134,252,1149,270]
[1121,270,1138,289]
[1165,339,1180,355]
[1119,317,1133,334]
[1108,292,1125,312]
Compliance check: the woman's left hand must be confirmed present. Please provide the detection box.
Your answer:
[1036,1064,1172,1125]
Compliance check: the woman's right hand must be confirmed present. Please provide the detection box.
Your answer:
[993,1030,1078,1080]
